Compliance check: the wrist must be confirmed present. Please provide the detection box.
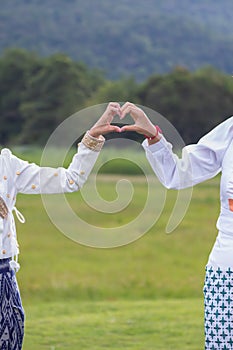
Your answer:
[148,134,161,145]
[144,125,162,140]
[89,128,102,138]
[81,131,105,152]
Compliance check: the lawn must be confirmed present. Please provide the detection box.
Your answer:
[11,147,220,349]
[23,299,204,350]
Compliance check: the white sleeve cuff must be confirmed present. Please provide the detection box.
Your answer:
[142,136,168,153]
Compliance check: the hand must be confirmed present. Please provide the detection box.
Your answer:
[89,102,122,138]
[120,102,156,136]
[120,102,161,144]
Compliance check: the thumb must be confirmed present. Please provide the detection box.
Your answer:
[120,125,144,133]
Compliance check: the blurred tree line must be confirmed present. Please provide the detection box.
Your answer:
[0,49,233,146]
[1,0,233,80]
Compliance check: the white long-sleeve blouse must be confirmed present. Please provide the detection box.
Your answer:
[0,142,100,268]
[142,116,233,268]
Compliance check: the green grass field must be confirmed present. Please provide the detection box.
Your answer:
[23,299,204,350]
[11,147,220,349]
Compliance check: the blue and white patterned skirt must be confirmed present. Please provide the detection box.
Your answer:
[0,258,24,350]
[204,265,233,349]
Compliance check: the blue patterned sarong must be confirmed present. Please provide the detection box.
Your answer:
[0,258,24,350]
[204,266,233,349]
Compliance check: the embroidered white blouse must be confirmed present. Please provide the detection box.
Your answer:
[0,142,100,269]
[142,116,233,268]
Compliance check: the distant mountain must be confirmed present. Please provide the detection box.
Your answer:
[1,0,233,80]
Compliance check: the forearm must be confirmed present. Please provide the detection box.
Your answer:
[143,137,192,189]
[142,135,221,189]
[15,142,101,194]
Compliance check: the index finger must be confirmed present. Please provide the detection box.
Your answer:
[121,102,134,114]
[107,102,122,117]
[120,102,138,120]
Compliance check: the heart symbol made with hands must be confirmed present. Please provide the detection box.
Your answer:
[89,102,159,142]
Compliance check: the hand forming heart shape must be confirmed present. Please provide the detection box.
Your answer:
[89,101,160,142]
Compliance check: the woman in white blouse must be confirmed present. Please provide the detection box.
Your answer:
[0,102,122,350]
[121,102,233,349]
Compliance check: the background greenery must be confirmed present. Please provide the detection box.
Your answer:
[1,50,233,146]
[1,1,233,147]
[23,299,204,349]
[1,0,233,80]
[17,174,218,301]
